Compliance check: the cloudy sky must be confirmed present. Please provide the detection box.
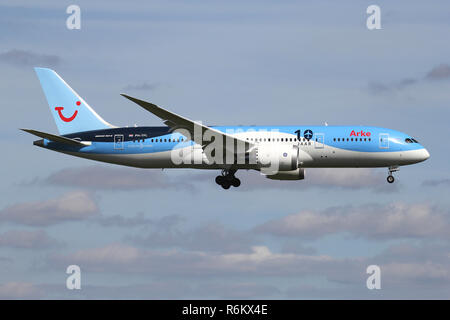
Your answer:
[0,0,449,299]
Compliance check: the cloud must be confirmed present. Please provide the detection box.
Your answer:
[43,166,194,191]
[0,282,42,299]
[425,64,450,80]
[371,243,450,288]
[255,202,449,240]
[0,229,61,249]
[128,222,256,253]
[41,165,389,192]
[96,212,183,228]
[0,257,13,264]
[0,191,99,226]
[123,82,159,91]
[367,63,450,95]
[422,178,450,187]
[228,168,390,191]
[285,242,450,298]
[48,243,358,278]
[36,281,278,299]
[0,49,61,68]
[45,240,450,298]
[195,282,280,299]
[40,158,394,193]
[368,78,417,95]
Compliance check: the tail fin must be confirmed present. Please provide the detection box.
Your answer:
[34,68,114,135]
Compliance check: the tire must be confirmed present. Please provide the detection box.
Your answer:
[221,182,231,189]
[215,176,225,185]
[231,178,241,187]
[387,175,395,184]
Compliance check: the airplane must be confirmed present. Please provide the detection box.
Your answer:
[22,68,430,189]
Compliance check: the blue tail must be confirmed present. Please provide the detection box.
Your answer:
[34,68,114,135]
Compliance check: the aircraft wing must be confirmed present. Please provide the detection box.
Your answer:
[120,94,254,153]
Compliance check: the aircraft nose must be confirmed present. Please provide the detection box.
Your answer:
[418,148,430,162]
[423,148,430,160]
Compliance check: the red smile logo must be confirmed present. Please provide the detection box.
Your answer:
[55,101,80,122]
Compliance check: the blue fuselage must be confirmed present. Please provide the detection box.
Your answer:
[35,125,429,169]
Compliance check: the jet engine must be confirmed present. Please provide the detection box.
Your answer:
[265,168,305,180]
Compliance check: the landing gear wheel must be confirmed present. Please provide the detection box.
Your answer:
[231,178,241,188]
[215,176,225,185]
[216,169,240,189]
[221,181,231,189]
[386,166,399,184]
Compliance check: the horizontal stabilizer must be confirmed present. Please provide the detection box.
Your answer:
[20,129,88,146]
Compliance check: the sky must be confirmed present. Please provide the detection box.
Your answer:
[0,0,449,299]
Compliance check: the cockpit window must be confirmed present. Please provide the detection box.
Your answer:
[405,137,419,144]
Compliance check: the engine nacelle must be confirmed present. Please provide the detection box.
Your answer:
[256,144,299,172]
[265,168,305,180]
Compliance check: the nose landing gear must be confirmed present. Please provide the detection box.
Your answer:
[215,169,241,189]
[387,166,399,184]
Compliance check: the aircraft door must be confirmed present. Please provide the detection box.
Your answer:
[114,134,124,150]
[379,133,389,149]
[314,133,324,149]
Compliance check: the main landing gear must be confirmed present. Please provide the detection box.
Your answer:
[215,169,241,189]
[387,166,399,184]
